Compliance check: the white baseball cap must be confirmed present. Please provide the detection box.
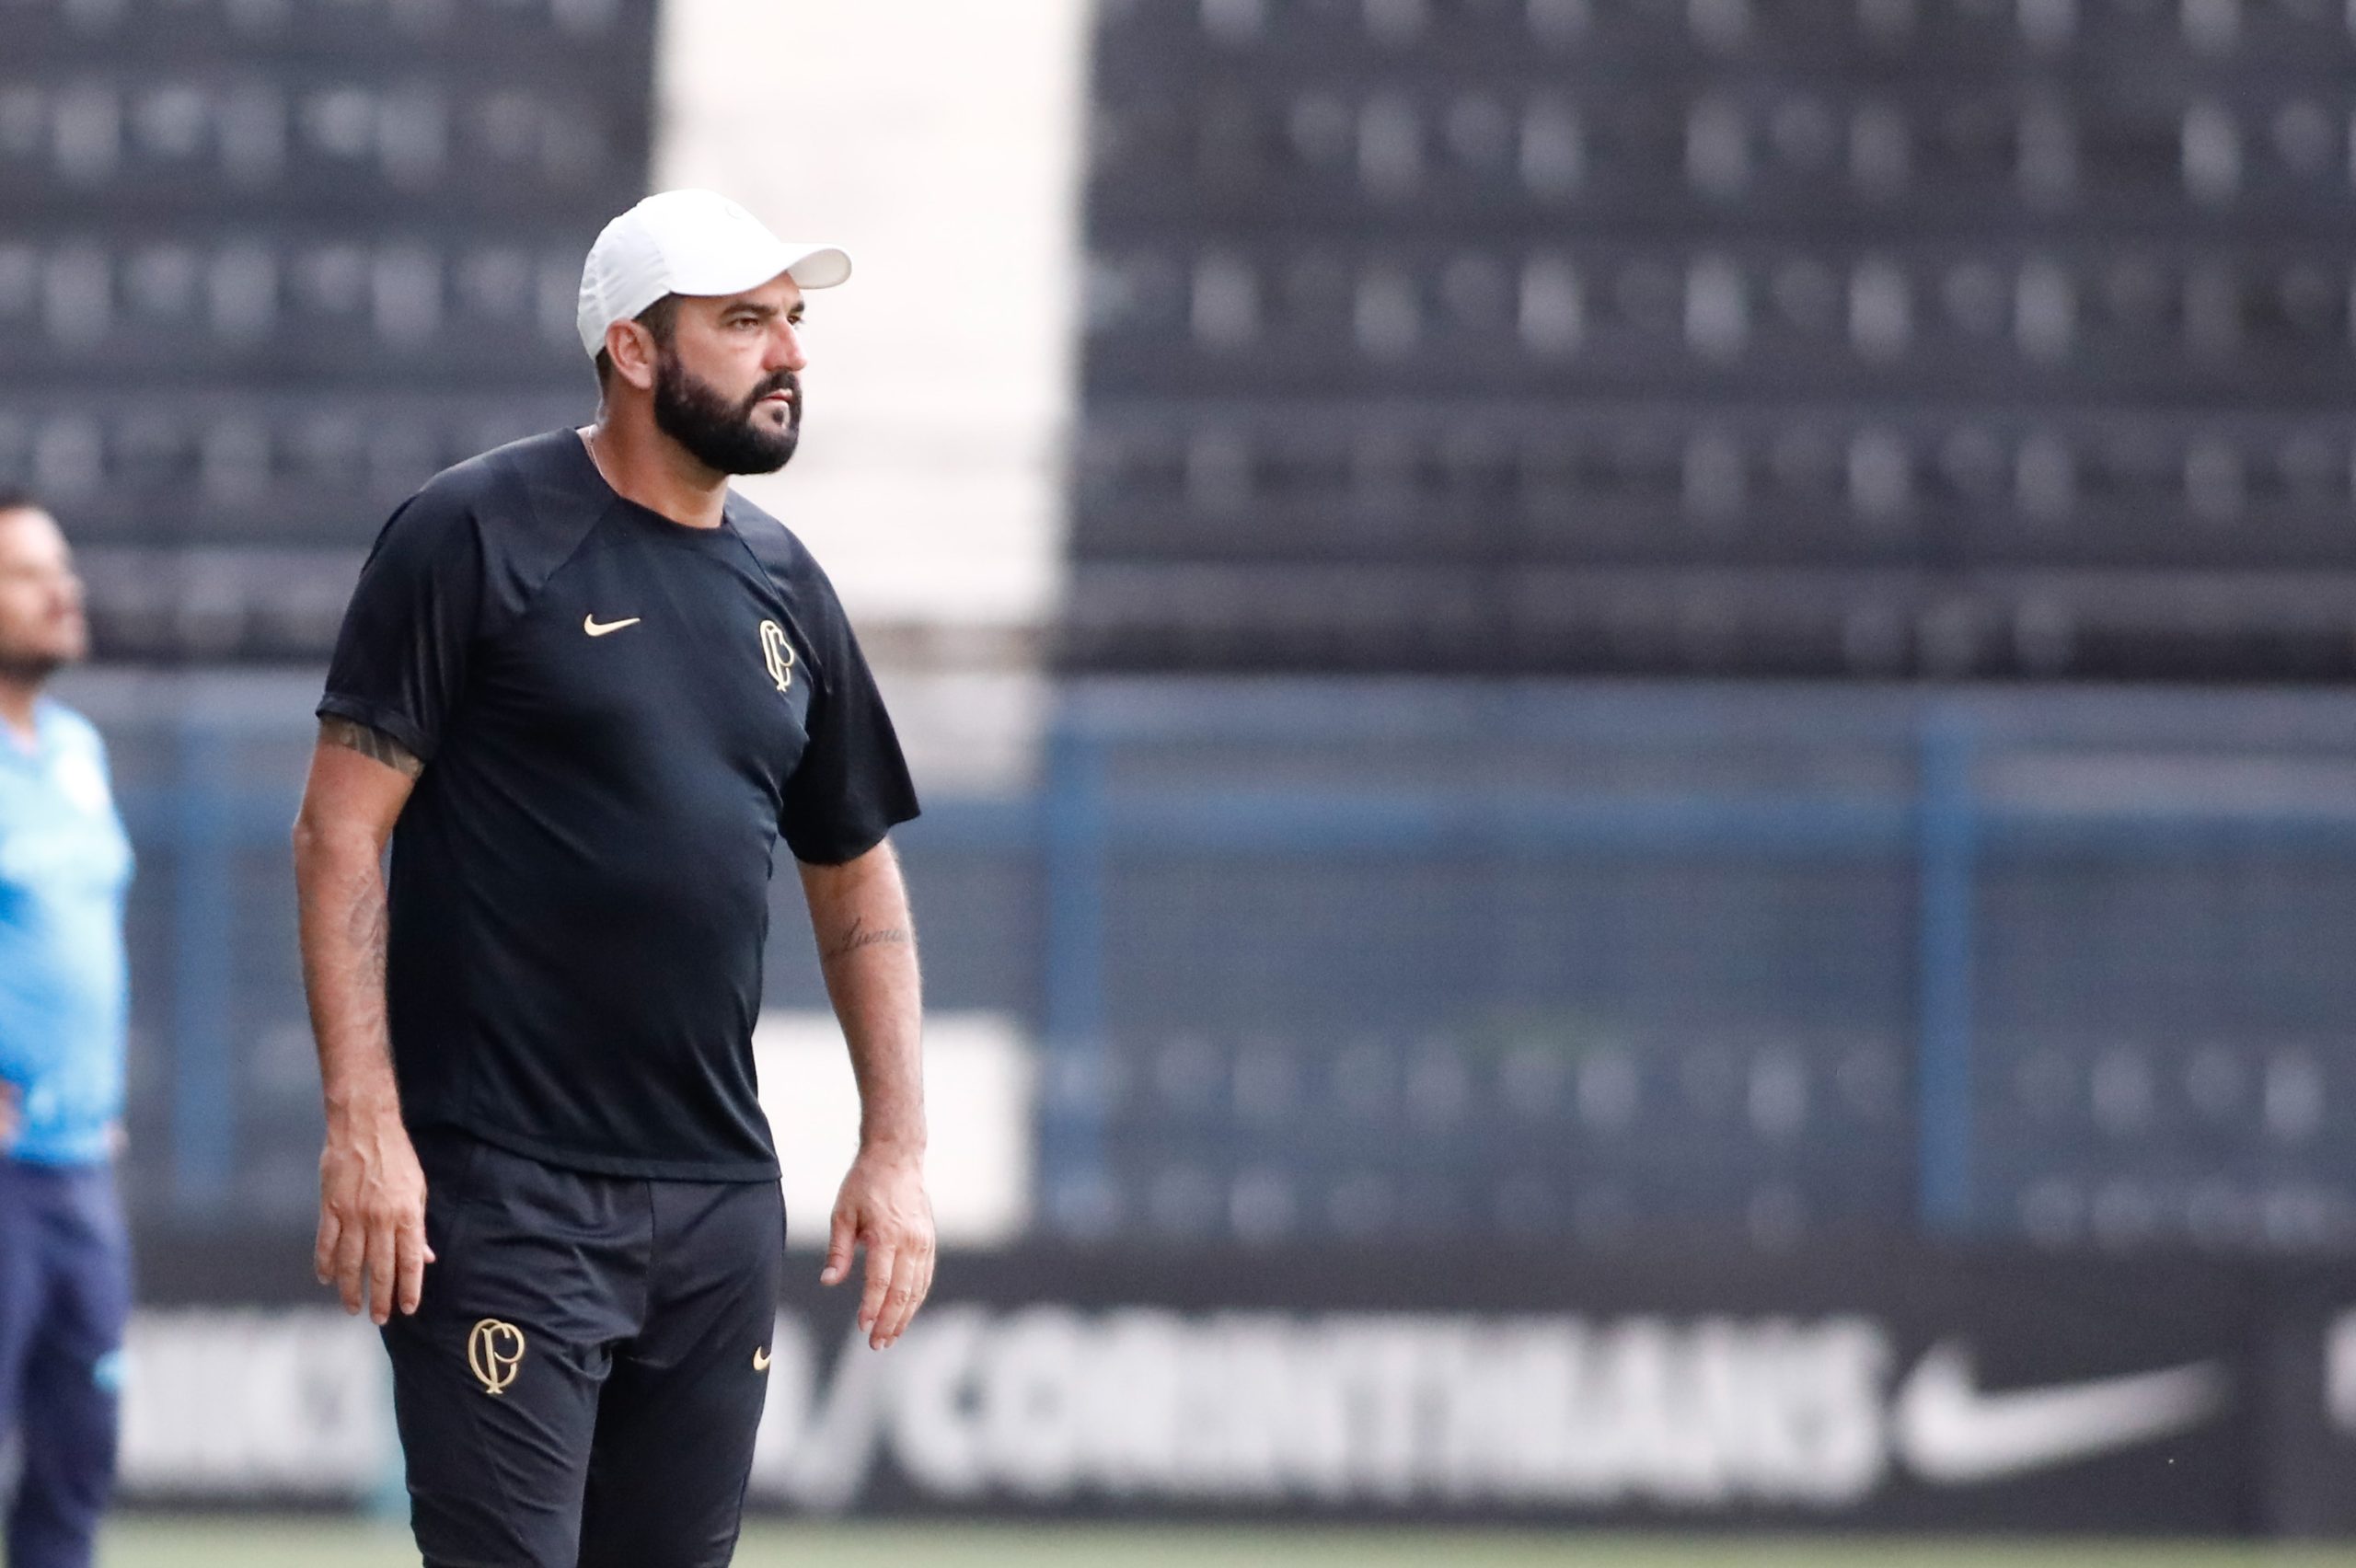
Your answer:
[575,189,851,358]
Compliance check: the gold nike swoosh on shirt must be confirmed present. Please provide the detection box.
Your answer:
[753,1346,772,1372]
[583,615,641,638]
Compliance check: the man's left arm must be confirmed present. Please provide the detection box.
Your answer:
[799,839,932,1350]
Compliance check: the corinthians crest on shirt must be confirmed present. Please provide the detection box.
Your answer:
[759,619,796,695]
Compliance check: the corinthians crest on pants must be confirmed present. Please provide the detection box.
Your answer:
[468,1319,525,1396]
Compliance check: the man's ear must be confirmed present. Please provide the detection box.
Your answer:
[603,318,661,392]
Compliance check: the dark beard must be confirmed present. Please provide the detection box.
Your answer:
[651,353,801,476]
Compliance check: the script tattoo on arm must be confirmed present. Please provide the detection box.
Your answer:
[346,872,390,987]
[318,716,422,779]
[826,915,913,963]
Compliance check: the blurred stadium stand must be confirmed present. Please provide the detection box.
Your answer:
[16,0,2356,1269]
[0,0,655,659]
[1066,0,2356,676]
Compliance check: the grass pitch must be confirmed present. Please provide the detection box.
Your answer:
[97,1518,2356,1568]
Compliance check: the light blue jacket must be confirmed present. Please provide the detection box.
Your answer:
[0,699,133,1167]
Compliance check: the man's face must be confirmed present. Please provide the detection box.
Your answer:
[650,275,809,477]
[0,509,86,682]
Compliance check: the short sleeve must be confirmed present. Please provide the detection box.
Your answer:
[781,587,920,865]
[317,487,484,764]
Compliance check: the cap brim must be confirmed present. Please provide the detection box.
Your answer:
[669,242,852,300]
[783,246,852,290]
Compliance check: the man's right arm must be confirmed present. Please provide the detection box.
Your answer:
[292,715,429,1327]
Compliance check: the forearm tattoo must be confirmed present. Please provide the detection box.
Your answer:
[319,716,422,778]
[826,915,913,963]
[347,876,390,981]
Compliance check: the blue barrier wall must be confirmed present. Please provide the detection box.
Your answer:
[72,673,2356,1252]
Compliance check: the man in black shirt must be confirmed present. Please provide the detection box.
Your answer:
[292,189,932,1568]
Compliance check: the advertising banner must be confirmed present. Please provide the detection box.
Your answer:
[117,1234,2343,1535]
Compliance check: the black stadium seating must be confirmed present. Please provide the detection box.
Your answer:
[1067,0,2356,678]
[0,0,655,660]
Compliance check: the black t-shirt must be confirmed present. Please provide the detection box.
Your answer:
[318,430,918,1180]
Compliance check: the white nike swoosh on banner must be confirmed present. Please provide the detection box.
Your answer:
[1895,1341,2230,1485]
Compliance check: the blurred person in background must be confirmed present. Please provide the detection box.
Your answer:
[293,190,930,1568]
[0,492,135,1568]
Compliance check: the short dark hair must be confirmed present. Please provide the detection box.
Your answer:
[593,294,684,393]
[0,489,39,519]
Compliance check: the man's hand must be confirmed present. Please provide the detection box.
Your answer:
[315,1108,433,1326]
[820,1147,935,1350]
[0,1079,19,1153]
[296,721,429,1329]
[802,842,930,1351]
